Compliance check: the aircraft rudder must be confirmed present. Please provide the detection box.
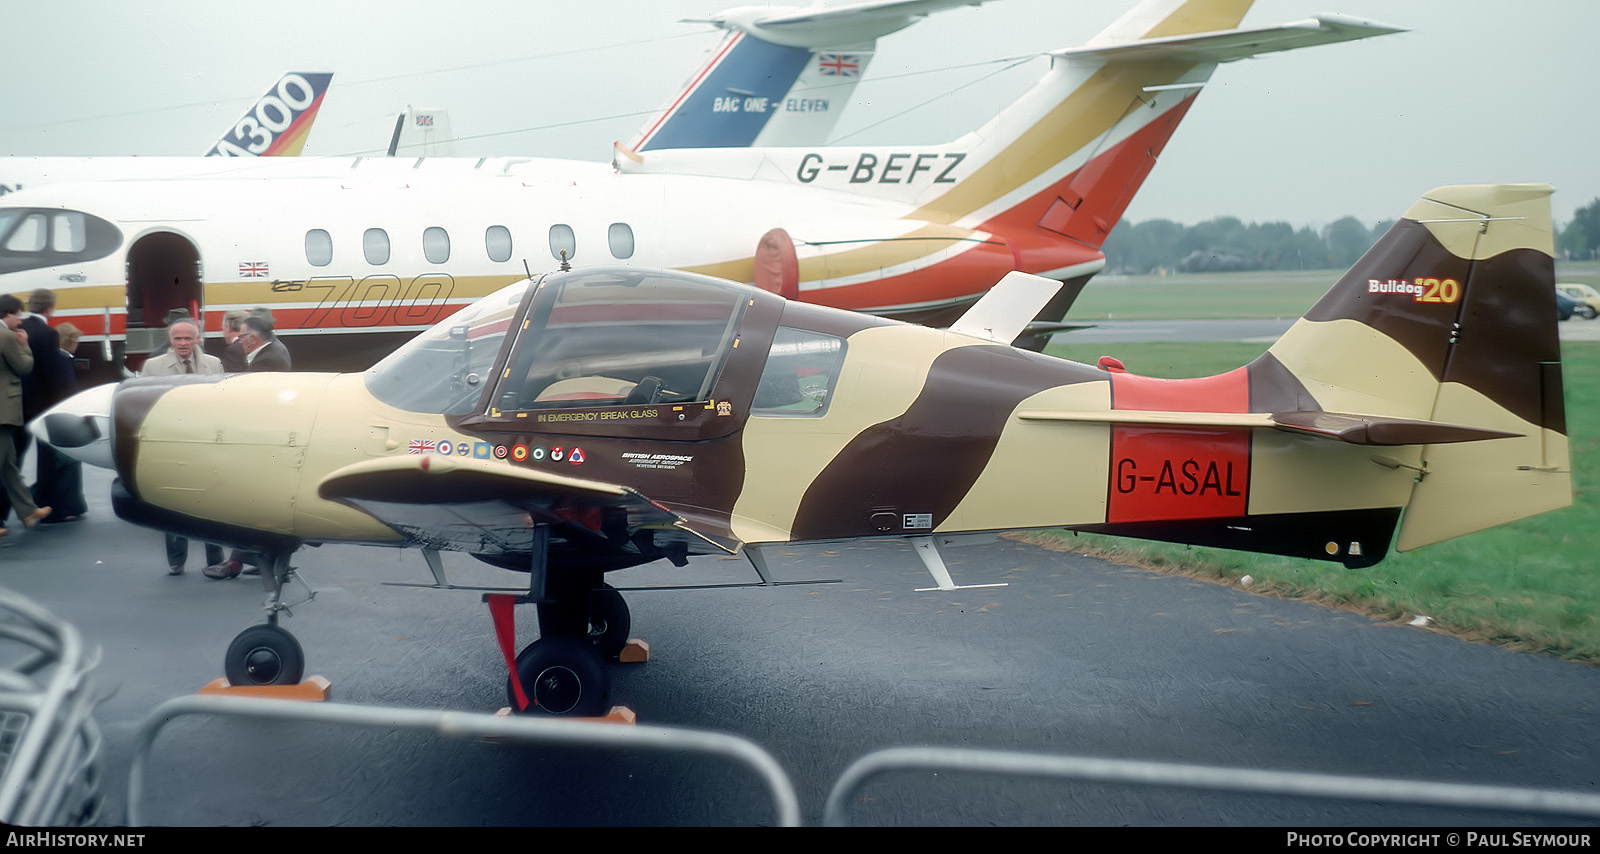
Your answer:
[205,72,334,157]
[1260,183,1569,550]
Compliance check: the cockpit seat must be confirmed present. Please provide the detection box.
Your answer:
[533,376,638,403]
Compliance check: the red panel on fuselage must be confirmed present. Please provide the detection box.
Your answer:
[1107,367,1250,524]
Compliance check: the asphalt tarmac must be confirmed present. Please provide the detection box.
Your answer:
[1,464,1597,827]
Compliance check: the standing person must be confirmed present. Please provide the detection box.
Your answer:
[141,319,222,573]
[18,290,62,517]
[204,312,288,580]
[217,310,249,372]
[33,324,87,523]
[19,289,59,427]
[0,295,49,536]
[145,308,193,359]
[238,315,291,370]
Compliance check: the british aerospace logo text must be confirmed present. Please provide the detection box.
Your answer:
[796,152,965,185]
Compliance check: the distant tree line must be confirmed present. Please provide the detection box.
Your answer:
[1102,196,1600,273]
[1560,197,1600,260]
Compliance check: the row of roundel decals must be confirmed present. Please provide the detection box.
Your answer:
[408,440,585,465]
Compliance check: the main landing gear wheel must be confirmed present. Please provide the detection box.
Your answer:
[224,624,305,686]
[509,636,610,716]
[588,585,631,659]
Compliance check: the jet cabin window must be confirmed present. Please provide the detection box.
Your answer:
[423,226,450,264]
[305,229,333,266]
[493,268,747,412]
[548,224,576,265]
[608,222,635,259]
[485,226,513,263]
[363,228,391,265]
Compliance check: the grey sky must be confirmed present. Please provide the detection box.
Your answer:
[3,0,1594,228]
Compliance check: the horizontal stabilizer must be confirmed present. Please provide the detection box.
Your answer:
[1017,408,1521,446]
[947,271,1064,344]
[1056,15,1406,65]
[703,0,995,45]
[1269,412,1522,446]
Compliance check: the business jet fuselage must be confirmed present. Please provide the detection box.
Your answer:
[0,3,1402,377]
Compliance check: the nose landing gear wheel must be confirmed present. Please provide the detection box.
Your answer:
[509,635,610,716]
[224,624,305,686]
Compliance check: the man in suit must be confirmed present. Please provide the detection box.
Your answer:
[141,319,223,573]
[202,312,289,580]
[32,323,86,522]
[0,295,49,536]
[12,290,62,524]
[216,310,249,372]
[239,315,291,370]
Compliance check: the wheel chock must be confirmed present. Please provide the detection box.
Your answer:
[618,639,650,663]
[493,705,637,725]
[197,674,332,702]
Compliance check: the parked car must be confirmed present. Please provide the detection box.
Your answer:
[1555,291,1577,321]
[1556,283,1600,319]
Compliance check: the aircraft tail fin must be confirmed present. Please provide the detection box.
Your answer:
[388,107,458,157]
[205,72,334,157]
[632,1,992,151]
[1259,184,1570,551]
[920,4,1404,248]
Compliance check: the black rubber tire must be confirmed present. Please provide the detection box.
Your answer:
[224,624,305,686]
[508,636,610,716]
[588,585,631,659]
[1582,306,1598,320]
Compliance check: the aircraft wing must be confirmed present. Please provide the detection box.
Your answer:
[317,455,732,557]
[1056,15,1405,65]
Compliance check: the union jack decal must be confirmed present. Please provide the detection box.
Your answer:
[239,261,269,278]
[408,439,437,455]
[818,54,860,77]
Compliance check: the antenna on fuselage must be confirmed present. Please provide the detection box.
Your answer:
[386,112,405,156]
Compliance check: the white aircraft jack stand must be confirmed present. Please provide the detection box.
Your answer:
[909,536,1009,593]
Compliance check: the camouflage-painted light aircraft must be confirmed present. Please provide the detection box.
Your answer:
[36,184,1571,716]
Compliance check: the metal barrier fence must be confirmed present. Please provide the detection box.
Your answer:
[129,696,1600,827]
[128,695,800,826]
[823,746,1600,827]
[0,589,102,827]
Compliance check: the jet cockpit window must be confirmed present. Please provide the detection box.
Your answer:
[4,214,45,253]
[0,207,123,276]
[486,226,512,263]
[364,280,530,415]
[493,268,748,412]
[305,229,333,266]
[50,213,86,253]
[423,226,450,264]
[363,228,391,265]
[752,328,846,416]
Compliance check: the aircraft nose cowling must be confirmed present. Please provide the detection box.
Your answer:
[30,382,118,470]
